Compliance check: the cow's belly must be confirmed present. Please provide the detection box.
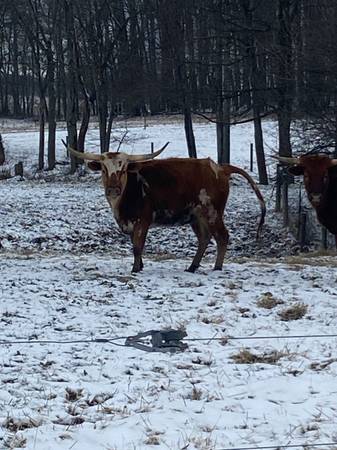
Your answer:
[153,208,194,226]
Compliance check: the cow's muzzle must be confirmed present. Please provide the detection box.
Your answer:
[106,187,121,198]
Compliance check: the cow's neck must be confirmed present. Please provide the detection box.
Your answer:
[107,189,125,223]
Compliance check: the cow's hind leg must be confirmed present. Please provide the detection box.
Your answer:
[209,217,229,271]
[130,221,149,273]
[186,220,211,273]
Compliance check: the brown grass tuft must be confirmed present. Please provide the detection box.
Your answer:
[230,348,286,364]
[256,292,284,309]
[278,303,307,321]
[3,417,42,432]
[65,387,84,402]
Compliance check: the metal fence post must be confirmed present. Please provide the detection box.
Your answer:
[14,161,23,178]
[299,212,307,251]
[321,227,328,249]
[275,165,282,212]
[250,143,254,172]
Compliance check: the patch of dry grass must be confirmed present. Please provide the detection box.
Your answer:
[65,387,83,402]
[3,417,42,432]
[200,315,224,324]
[256,292,285,309]
[3,434,27,449]
[230,348,286,364]
[310,358,337,371]
[278,303,308,321]
[188,385,203,401]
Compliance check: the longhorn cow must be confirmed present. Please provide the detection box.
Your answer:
[65,142,266,272]
[276,154,337,245]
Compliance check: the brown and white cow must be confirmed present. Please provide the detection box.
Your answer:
[66,142,266,272]
[277,154,337,245]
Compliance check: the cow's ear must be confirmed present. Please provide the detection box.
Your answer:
[287,165,304,176]
[127,162,141,173]
[87,161,102,171]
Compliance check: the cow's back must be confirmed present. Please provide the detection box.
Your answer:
[118,158,229,226]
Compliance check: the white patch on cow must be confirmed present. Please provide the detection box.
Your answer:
[198,188,217,224]
[209,158,220,179]
[103,153,128,177]
[208,204,217,224]
[107,196,120,221]
[121,221,134,233]
[199,188,211,205]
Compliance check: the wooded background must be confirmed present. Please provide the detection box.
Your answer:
[0,0,336,181]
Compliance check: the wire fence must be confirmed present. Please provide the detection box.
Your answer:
[1,331,337,347]
[216,441,337,450]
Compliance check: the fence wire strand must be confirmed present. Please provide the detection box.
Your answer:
[216,441,337,450]
[1,332,337,347]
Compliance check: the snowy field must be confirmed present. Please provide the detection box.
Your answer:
[1,118,337,450]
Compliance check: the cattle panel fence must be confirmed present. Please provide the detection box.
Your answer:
[275,164,335,250]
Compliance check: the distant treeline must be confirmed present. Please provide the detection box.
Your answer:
[0,0,336,179]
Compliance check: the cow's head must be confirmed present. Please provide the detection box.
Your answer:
[63,141,169,199]
[276,154,337,207]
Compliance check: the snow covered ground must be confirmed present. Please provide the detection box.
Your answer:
[1,118,337,450]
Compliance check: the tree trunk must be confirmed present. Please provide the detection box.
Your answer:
[253,114,268,184]
[0,134,5,165]
[242,0,268,184]
[46,43,56,170]
[184,107,197,158]
[216,98,230,165]
[38,99,45,171]
[276,0,296,157]
[278,111,292,157]
[77,92,90,152]
[64,0,79,173]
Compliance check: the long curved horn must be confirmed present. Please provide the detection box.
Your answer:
[271,155,299,165]
[128,142,169,161]
[61,139,101,161]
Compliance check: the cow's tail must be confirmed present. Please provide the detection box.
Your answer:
[223,164,266,240]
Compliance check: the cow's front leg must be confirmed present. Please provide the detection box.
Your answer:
[130,220,149,273]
